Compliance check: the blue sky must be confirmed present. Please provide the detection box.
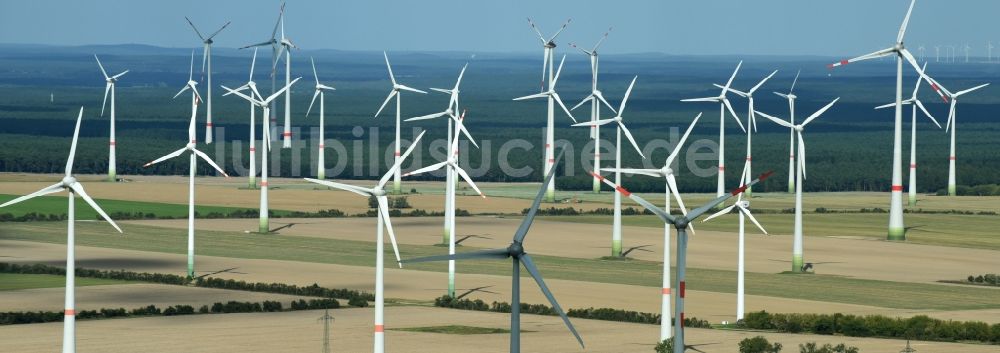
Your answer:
[0,0,996,56]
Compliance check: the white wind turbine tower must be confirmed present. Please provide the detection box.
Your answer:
[569,28,618,194]
[573,76,646,259]
[222,78,301,234]
[305,57,336,180]
[0,108,123,353]
[988,42,994,63]
[935,46,941,62]
[682,62,746,196]
[94,55,127,182]
[874,62,941,206]
[918,45,926,62]
[184,16,230,144]
[924,76,989,196]
[964,43,971,63]
[375,52,428,193]
[231,49,261,189]
[241,2,285,143]
[598,113,701,340]
[757,98,840,273]
[774,70,801,194]
[720,70,778,197]
[404,112,485,298]
[827,0,948,241]
[305,131,425,353]
[525,18,573,202]
[703,163,767,321]
[143,88,229,279]
[272,5,298,148]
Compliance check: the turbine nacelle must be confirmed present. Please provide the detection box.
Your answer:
[507,242,525,257]
[61,176,77,188]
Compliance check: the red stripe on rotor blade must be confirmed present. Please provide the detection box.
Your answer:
[589,172,605,181]
[662,288,671,295]
[65,309,75,316]
[827,64,835,69]
[375,325,385,333]
[891,185,903,192]
[840,60,849,65]
[615,185,631,197]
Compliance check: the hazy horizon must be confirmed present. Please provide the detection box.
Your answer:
[2,1,999,57]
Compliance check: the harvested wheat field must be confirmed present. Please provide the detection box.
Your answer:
[0,306,995,353]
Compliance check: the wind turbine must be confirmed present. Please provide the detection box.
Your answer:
[143,87,229,279]
[924,77,989,196]
[241,2,285,144]
[0,107,123,353]
[720,70,778,197]
[569,27,617,194]
[988,42,994,63]
[917,45,926,62]
[593,169,771,353]
[774,70,801,194]
[406,64,477,258]
[94,55,127,182]
[935,46,941,62]
[376,51,428,193]
[184,16,230,144]
[305,57,336,180]
[524,17,574,202]
[756,98,840,273]
[404,111,485,298]
[964,43,971,63]
[681,62,746,196]
[404,151,584,353]
[827,0,947,241]
[514,55,576,203]
[222,77,301,234]
[526,17,571,93]
[305,130,426,353]
[874,62,942,206]
[230,49,262,189]
[272,4,298,148]
[572,76,645,258]
[597,113,701,340]
[702,165,768,322]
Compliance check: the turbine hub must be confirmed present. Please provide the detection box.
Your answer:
[372,187,386,196]
[205,39,214,45]
[895,43,904,51]
[545,41,556,48]
[507,242,524,256]
[738,200,750,208]
[662,167,673,176]
[794,125,804,132]
[61,176,76,187]
[186,142,196,150]
[674,218,689,229]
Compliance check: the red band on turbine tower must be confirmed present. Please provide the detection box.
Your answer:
[718,166,725,172]
[249,147,256,152]
[948,156,956,161]
[680,313,685,327]
[109,141,116,146]
[206,123,213,127]
[910,164,916,168]
[260,181,269,187]
[662,288,671,295]
[319,144,325,149]
[891,185,903,192]
[283,132,292,137]
[65,309,75,316]
[394,151,400,156]
[375,325,385,333]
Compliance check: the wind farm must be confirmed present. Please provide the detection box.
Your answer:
[2,1,1000,353]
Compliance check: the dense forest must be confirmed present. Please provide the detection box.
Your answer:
[1,45,998,193]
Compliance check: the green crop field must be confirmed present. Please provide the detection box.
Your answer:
[0,273,134,291]
[3,221,1000,311]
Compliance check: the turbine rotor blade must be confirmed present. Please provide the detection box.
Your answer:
[801,98,840,126]
[618,122,644,159]
[193,149,229,177]
[377,196,403,266]
[403,248,510,264]
[66,108,84,175]
[303,178,372,197]
[666,113,702,166]
[513,150,565,243]
[380,131,426,187]
[69,183,122,233]
[0,183,64,208]
[521,254,584,348]
[739,205,768,234]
